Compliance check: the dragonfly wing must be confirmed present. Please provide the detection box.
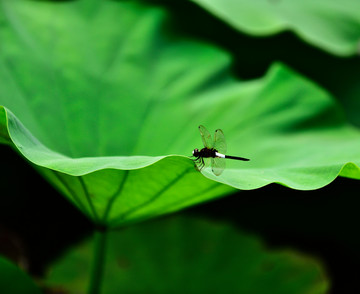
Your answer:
[214,129,227,154]
[211,157,226,176]
[203,157,211,168]
[195,157,211,171]
[198,125,214,148]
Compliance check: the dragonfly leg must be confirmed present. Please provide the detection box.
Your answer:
[192,156,207,172]
[199,158,205,170]
[192,156,202,171]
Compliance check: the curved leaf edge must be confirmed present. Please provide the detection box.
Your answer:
[202,161,360,191]
[190,0,359,56]
[0,105,190,171]
[2,105,360,191]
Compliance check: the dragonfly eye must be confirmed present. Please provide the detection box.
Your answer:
[192,148,199,156]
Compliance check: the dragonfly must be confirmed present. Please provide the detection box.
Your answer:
[192,125,249,176]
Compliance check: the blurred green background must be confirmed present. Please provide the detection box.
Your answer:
[1,0,360,293]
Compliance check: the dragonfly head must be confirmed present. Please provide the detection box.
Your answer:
[192,148,200,157]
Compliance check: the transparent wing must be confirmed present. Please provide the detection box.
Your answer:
[198,125,213,148]
[195,157,211,171]
[211,157,226,176]
[203,157,211,168]
[213,129,227,154]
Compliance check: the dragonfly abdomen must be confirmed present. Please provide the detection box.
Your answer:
[224,155,250,161]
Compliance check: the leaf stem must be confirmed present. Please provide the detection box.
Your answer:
[88,228,107,294]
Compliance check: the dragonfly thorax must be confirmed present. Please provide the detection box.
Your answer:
[193,147,217,158]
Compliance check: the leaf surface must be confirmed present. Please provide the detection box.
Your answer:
[1,0,360,226]
[0,256,42,294]
[45,216,329,294]
[191,0,360,56]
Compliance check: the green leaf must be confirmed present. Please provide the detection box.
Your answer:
[190,0,360,56]
[0,256,42,294]
[0,0,234,227]
[1,0,360,227]
[45,216,329,294]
